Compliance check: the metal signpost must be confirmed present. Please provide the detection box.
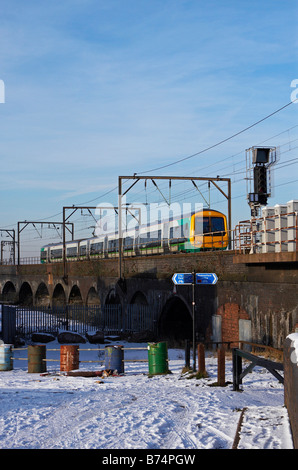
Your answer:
[172,271,218,371]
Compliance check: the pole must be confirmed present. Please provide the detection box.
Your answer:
[63,207,66,281]
[12,229,15,265]
[17,222,20,265]
[185,339,190,368]
[118,176,123,279]
[198,343,206,374]
[192,270,196,371]
[228,178,232,249]
[218,347,225,386]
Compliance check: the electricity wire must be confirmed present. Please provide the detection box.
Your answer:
[135,99,297,175]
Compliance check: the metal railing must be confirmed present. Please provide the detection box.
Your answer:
[235,211,298,254]
[0,256,40,265]
[1,304,157,339]
[232,348,284,391]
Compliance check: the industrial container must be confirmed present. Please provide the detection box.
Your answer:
[287,200,298,252]
[28,344,47,373]
[261,207,275,253]
[148,342,169,375]
[60,345,79,372]
[105,345,124,373]
[274,204,288,252]
[0,344,13,371]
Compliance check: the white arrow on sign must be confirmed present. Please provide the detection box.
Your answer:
[172,273,218,285]
[171,273,194,285]
[196,273,218,285]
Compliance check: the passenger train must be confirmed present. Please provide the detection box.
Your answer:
[40,209,229,263]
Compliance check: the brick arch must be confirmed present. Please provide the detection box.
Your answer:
[130,291,148,305]
[52,283,67,307]
[86,286,101,306]
[158,294,192,345]
[35,282,50,307]
[2,281,17,303]
[216,303,250,343]
[105,288,121,305]
[19,281,33,306]
[69,285,83,305]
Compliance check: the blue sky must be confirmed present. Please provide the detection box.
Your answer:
[0,0,298,257]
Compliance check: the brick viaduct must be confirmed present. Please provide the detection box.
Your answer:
[1,250,298,348]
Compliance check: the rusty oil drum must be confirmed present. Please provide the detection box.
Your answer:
[60,345,79,372]
[28,344,47,373]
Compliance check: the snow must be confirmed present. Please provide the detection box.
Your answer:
[288,332,298,365]
[0,338,294,451]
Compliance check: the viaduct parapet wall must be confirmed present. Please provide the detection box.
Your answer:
[0,250,297,348]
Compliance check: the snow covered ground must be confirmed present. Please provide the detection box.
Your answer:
[0,337,294,451]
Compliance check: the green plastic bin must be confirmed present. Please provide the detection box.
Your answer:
[148,342,168,375]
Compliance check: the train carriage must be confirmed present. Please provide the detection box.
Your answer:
[40,209,228,263]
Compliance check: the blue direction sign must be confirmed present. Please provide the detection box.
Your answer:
[196,273,218,285]
[172,272,218,285]
[172,273,194,285]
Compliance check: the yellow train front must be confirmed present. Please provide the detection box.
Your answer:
[189,209,229,251]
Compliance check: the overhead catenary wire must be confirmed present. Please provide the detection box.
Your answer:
[135,99,297,175]
[125,132,298,206]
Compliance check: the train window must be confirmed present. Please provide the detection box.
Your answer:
[108,239,119,252]
[123,237,134,250]
[51,249,62,259]
[195,216,225,235]
[139,230,161,248]
[67,246,77,257]
[41,250,47,260]
[91,242,103,254]
[211,217,225,235]
[195,216,207,234]
[80,245,87,256]
[139,233,149,248]
[170,225,187,244]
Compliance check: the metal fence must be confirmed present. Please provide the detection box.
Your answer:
[0,304,157,339]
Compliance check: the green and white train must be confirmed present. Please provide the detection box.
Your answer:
[40,209,228,263]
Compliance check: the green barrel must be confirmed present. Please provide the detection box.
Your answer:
[28,344,47,373]
[148,342,168,375]
[0,344,13,371]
